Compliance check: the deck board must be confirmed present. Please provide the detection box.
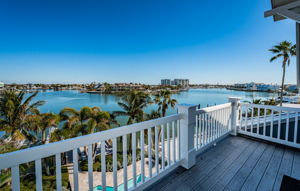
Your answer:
[159,137,246,191]
[192,139,256,190]
[146,136,300,191]
[256,146,284,191]
[292,150,300,179]
[272,148,294,191]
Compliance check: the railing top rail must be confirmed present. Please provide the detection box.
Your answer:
[240,103,300,112]
[196,103,232,114]
[0,113,182,169]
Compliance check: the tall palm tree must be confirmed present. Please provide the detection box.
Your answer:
[113,90,152,125]
[154,90,177,117]
[0,90,45,146]
[113,91,152,151]
[269,41,296,106]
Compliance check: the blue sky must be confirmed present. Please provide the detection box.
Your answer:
[0,0,296,85]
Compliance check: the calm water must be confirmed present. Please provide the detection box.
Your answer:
[27,89,277,125]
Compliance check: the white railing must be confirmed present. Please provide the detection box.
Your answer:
[0,98,240,191]
[194,103,232,153]
[0,114,182,191]
[238,103,300,149]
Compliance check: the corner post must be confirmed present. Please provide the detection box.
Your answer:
[228,97,241,136]
[178,104,197,169]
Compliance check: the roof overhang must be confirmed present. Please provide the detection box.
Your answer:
[264,0,300,22]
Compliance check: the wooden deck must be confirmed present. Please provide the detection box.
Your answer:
[146,136,300,191]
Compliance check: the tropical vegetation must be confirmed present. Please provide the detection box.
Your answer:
[0,89,177,189]
[269,41,296,106]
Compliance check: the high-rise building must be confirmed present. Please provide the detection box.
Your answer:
[161,79,189,87]
[161,79,172,86]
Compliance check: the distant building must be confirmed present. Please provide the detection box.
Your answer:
[161,79,189,87]
[233,82,279,92]
[161,79,172,86]
[173,79,189,87]
[286,85,298,92]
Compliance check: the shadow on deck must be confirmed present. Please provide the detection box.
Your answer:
[146,136,300,191]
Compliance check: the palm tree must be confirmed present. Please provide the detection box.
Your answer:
[59,106,113,160]
[113,90,152,125]
[269,41,296,106]
[113,91,152,151]
[26,111,60,144]
[154,90,177,117]
[0,90,45,146]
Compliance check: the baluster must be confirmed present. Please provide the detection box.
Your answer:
[263,108,267,136]
[147,128,152,178]
[199,114,203,148]
[207,113,210,143]
[56,153,62,191]
[205,113,208,144]
[123,135,128,191]
[271,110,274,138]
[167,122,171,165]
[245,105,248,132]
[200,114,204,146]
[35,159,42,191]
[88,145,93,191]
[195,114,199,149]
[294,112,298,143]
[217,110,220,138]
[172,121,176,162]
[132,132,137,187]
[73,149,79,191]
[251,107,254,134]
[161,124,165,170]
[278,110,282,139]
[113,138,118,190]
[209,113,212,142]
[257,107,260,134]
[154,126,159,174]
[101,141,106,190]
[12,165,20,191]
[140,130,145,182]
[177,120,180,160]
[286,111,290,141]
[212,112,215,140]
[239,105,243,130]
[221,108,225,134]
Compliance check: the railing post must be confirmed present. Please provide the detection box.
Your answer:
[228,97,241,136]
[178,104,197,169]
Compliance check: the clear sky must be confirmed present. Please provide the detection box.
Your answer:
[0,0,297,85]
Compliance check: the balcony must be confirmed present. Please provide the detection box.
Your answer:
[1,98,300,191]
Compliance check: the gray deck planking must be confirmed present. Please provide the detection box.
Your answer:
[272,148,294,191]
[158,137,247,191]
[239,144,276,191]
[256,146,284,191]
[224,141,268,191]
[208,141,260,191]
[192,140,257,190]
[146,136,300,191]
[292,150,300,179]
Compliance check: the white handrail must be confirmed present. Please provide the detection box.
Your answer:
[0,114,182,169]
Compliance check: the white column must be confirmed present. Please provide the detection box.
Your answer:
[228,97,241,136]
[296,22,300,92]
[178,104,197,169]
